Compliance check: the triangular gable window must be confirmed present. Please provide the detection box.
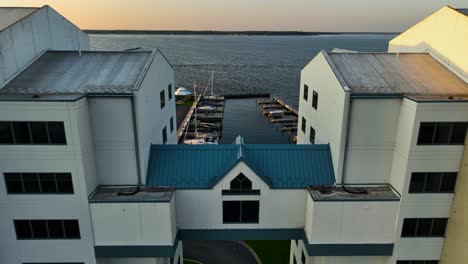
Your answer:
[230,173,252,191]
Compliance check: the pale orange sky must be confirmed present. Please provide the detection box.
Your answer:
[1,0,467,31]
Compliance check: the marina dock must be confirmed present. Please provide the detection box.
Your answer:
[258,97,298,139]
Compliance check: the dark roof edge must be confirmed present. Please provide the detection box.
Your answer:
[320,50,351,92]
[447,6,468,16]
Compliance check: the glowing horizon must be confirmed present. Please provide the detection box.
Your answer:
[1,0,467,32]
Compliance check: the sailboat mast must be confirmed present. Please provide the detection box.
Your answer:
[211,70,214,96]
[194,82,198,139]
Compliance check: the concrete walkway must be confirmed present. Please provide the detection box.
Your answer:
[184,240,258,264]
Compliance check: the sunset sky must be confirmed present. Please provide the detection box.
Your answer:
[2,0,468,31]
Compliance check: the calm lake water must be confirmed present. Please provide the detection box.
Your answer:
[90,34,395,143]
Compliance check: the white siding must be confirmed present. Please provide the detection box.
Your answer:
[88,97,138,185]
[0,99,96,264]
[175,161,306,229]
[306,199,399,244]
[136,51,177,183]
[344,99,401,183]
[297,52,349,183]
[90,200,176,246]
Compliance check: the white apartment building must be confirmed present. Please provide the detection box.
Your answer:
[0,4,467,264]
[0,5,177,264]
[296,6,468,264]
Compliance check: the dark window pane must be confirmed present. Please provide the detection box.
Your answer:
[14,220,32,239]
[411,262,425,264]
[417,123,435,144]
[312,91,318,109]
[170,117,174,132]
[230,177,241,190]
[409,173,425,193]
[64,220,80,239]
[4,173,23,193]
[396,262,410,264]
[425,261,439,264]
[160,90,166,109]
[425,173,442,192]
[416,219,432,236]
[434,123,451,144]
[13,122,31,144]
[401,218,417,237]
[48,122,66,144]
[451,123,467,144]
[31,220,48,238]
[30,122,49,144]
[22,173,39,192]
[310,127,315,144]
[223,201,241,223]
[162,127,167,144]
[0,122,13,143]
[47,220,65,238]
[241,178,252,190]
[168,84,173,100]
[301,117,306,133]
[303,85,308,101]
[431,218,447,237]
[241,201,259,223]
[40,173,57,193]
[440,173,457,193]
[56,173,73,193]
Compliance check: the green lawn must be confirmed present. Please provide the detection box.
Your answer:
[244,240,290,264]
[184,259,199,264]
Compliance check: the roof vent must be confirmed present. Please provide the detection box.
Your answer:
[311,185,334,195]
[32,94,40,98]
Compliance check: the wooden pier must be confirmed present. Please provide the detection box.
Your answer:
[177,95,225,143]
[257,97,298,138]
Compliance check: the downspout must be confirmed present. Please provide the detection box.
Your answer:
[341,96,367,194]
[118,94,141,195]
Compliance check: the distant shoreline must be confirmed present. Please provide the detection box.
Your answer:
[84,30,399,36]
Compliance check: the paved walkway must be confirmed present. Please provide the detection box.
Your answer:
[184,240,257,264]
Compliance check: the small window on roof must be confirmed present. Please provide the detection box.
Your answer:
[230,173,252,191]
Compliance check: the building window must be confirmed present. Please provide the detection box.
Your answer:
[223,201,259,223]
[301,250,306,264]
[409,172,457,193]
[14,219,80,239]
[4,173,73,194]
[301,117,306,133]
[162,126,167,144]
[309,127,315,144]
[417,122,467,145]
[168,84,173,101]
[160,90,166,109]
[0,121,66,145]
[397,261,439,264]
[23,263,85,264]
[312,91,318,110]
[170,116,174,133]
[401,218,448,237]
[222,174,259,195]
[303,84,308,101]
[230,173,252,191]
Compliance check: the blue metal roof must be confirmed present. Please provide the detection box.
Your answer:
[146,141,335,189]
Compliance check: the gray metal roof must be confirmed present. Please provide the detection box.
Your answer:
[0,7,38,31]
[0,50,154,95]
[89,186,174,203]
[455,8,468,16]
[326,52,468,96]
